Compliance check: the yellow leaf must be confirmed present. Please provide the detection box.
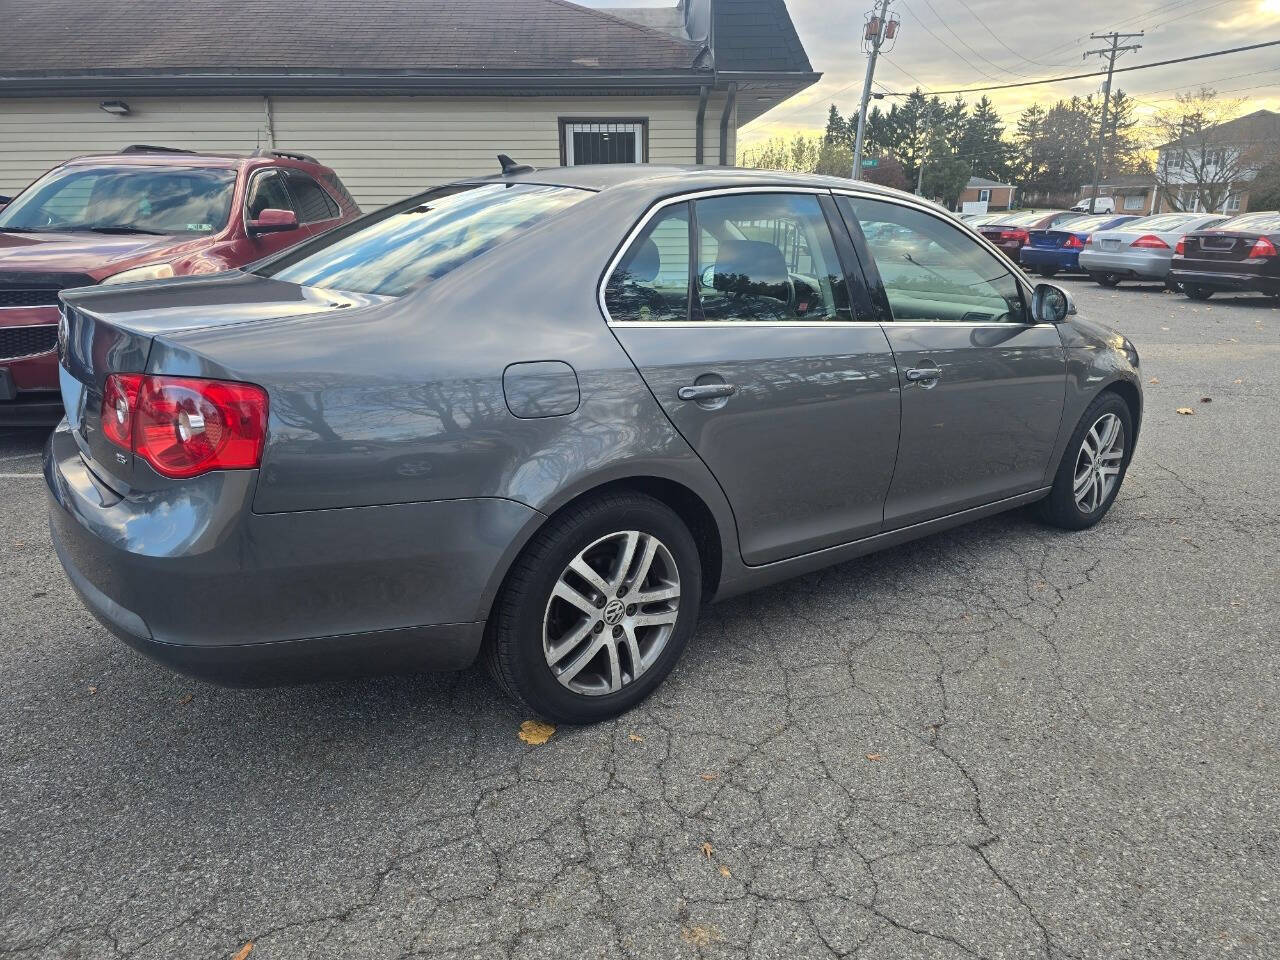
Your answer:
[1148,377,1159,384]
[231,944,254,960]
[1175,407,1194,416]
[700,772,719,781]
[87,686,97,695]
[865,753,883,762]
[719,865,732,878]
[1233,378,1243,384]
[682,924,722,947]
[627,734,644,743]
[700,841,715,859]
[518,720,556,745]
[177,693,194,706]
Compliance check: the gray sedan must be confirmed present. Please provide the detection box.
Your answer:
[1079,211,1228,287]
[46,165,1142,724]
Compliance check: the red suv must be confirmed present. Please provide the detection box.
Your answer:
[0,145,361,424]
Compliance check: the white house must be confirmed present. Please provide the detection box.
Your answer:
[1154,109,1279,215]
[0,0,819,209]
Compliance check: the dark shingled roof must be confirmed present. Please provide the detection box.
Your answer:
[713,0,813,74]
[0,0,703,74]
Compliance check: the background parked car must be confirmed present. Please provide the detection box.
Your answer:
[0,145,360,425]
[1079,212,1229,287]
[1019,214,1139,278]
[1169,211,1280,301]
[977,209,1083,262]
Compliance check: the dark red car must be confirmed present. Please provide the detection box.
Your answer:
[0,145,360,424]
[978,209,1084,263]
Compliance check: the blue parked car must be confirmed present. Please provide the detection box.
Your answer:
[1020,214,1140,277]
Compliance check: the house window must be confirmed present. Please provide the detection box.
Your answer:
[560,120,648,165]
[1225,194,1241,212]
[1123,194,1145,211]
[978,189,990,203]
[1165,153,1182,171]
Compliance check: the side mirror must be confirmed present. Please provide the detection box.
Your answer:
[247,208,298,234]
[1032,282,1074,323]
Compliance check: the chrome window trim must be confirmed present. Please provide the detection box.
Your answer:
[0,322,58,361]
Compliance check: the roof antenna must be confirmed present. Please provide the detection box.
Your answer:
[498,154,535,176]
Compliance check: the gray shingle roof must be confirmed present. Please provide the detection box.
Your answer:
[713,0,813,73]
[0,0,702,74]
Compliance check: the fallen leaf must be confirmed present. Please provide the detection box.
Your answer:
[87,685,97,695]
[1233,378,1243,384]
[1148,377,1159,384]
[681,924,722,947]
[1175,407,1194,416]
[1225,337,1238,342]
[718,865,732,878]
[865,753,883,762]
[627,733,644,743]
[1200,396,1212,403]
[177,693,193,706]
[231,944,254,960]
[700,841,715,860]
[1161,326,1170,331]
[518,720,556,745]
[700,772,719,781]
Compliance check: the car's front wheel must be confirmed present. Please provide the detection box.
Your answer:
[1183,285,1213,300]
[484,492,702,724]
[1090,271,1121,287]
[1037,392,1133,530]
[1036,265,1059,278]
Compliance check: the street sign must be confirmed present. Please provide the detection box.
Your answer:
[861,157,879,168]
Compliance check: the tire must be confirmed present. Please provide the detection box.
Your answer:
[1164,277,1182,293]
[1036,266,1059,278]
[1184,285,1213,301]
[1090,271,1121,288]
[484,491,702,724]
[1037,392,1134,530]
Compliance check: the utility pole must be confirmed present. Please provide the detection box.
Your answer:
[1083,31,1142,213]
[851,0,897,180]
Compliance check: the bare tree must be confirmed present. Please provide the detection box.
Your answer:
[1149,88,1260,213]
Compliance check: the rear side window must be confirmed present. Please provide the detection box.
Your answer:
[604,202,691,323]
[259,182,588,296]
[322,172,360,212]
[285,171,340,223]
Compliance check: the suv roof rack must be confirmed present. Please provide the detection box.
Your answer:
[253,147,320,165]
[120,144,196,155]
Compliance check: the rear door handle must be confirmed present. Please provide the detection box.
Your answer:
[904,367,942,382]
[677,383,737,401]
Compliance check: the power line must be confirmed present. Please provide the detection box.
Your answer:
[879,40,1280,96]
[900,0,1016,82]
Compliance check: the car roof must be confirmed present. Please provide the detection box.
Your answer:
[465,163,948,211]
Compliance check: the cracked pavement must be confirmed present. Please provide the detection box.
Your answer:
[1,282,1276,959]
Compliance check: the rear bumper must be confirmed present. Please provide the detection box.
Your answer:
[1168,267,1279,295]
[45,423,540,685]
[1019,247,1080,271]
[1078,248,1171,279]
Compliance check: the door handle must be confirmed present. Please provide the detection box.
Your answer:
[677,383,737,401]
[904,366,942,382]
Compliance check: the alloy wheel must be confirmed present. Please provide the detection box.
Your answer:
[542,530,681,696]
[1073,413,1125,514]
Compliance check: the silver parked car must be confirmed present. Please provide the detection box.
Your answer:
[1079,211,1228,287]
[46,164,1142,723]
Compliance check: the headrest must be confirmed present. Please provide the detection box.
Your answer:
[712,239,789,297]
[622,237,660,284]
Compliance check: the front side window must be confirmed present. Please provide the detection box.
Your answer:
[245,171,296,220]
[842,196,1026,324]
[603,203,690,323]
[694,193,851,322]
[0,164,236,234]
[259,182,588,297]
[285,171,340,223]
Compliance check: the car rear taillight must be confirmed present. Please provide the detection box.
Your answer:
[1175,237,1186,256]
[101,374,268,479]
[1130,234,1170,249]
[1248,236,1277,258]
[998,229,1029,245]
[1064,234,1085,249]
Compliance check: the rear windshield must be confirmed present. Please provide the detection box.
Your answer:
[1122,213,1206,232]
[1215,212,1280,233]
[0,164,236,234]
[989,210,1055,227]
[258,182,589,296]
[1062,214,1117,232]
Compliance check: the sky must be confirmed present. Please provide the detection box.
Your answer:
[585,0,1280,148]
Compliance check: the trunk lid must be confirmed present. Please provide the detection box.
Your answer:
[1182,230,1259,262]
[57,270,389,490]
[1029,230,1069,249]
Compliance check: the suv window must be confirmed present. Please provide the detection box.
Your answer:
[245,171,297,220]
[694,193,851,322]
[0,164,235,234]
[258,182,588,296]
[604,203,691,323]
[285,170,340,223]
[842,196,1026,324]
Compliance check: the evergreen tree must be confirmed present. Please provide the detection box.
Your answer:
[824,105,850,147]
[961,96,1012,182]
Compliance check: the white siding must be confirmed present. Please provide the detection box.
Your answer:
[1,94,734,210]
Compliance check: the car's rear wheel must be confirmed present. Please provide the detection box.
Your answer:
[1036,266,1059,278]
[1090,271,1121,287]
[484,492,701,724]
[1184,285,1213,301]
[1037,392,1133,530]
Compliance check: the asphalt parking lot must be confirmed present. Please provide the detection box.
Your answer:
[2,282,1276,960]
